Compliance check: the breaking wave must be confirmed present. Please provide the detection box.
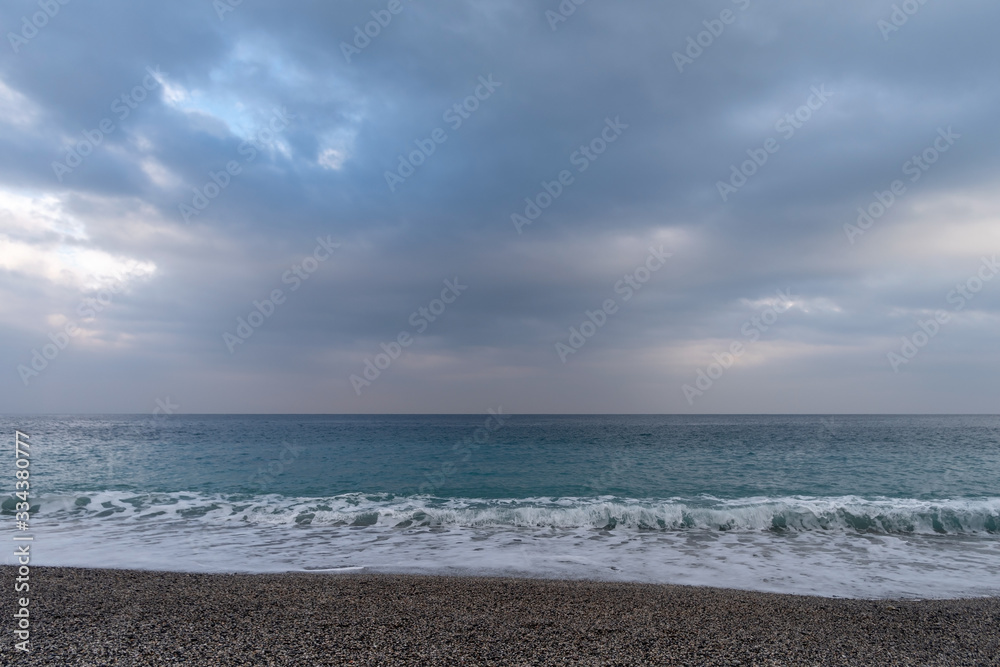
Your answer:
[12,491,1000,536]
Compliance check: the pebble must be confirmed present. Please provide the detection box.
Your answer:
[2,566,998,665]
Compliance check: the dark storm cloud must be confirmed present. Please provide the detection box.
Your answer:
[1,0,999,413]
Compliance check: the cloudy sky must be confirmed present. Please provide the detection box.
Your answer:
[2,0,998,414]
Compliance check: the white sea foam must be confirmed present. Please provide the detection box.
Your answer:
[7,491,1000,599]
[14,491,1000,533]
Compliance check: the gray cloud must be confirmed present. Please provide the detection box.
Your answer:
[1,0,999,413]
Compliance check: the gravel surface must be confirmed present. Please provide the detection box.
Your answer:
[2,566,998,666]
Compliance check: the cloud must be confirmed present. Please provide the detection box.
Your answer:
[1,0,999,412]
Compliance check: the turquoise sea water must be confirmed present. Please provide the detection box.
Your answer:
[4,414,999,598]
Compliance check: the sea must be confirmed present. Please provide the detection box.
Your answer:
[3,414,999,599]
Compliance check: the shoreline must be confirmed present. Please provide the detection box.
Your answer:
[4,566,999,665]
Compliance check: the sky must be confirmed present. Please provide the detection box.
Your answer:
[1,0,999,414]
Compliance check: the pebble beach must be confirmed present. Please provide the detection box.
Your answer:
[4,566,999,666]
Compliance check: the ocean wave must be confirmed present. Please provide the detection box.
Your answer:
[9,491,1000,536]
